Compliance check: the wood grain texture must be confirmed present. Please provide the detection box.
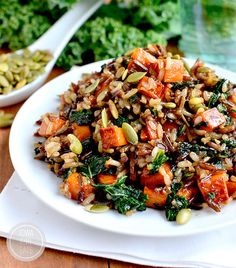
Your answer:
[0,66,157,268]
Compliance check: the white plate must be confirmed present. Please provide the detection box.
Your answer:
[10,59,236,237]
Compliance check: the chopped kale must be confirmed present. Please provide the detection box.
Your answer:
[69,109,93,125]
[171,81,199,90]
[208,192,216,199]
[113,115,129,127]
[81,137,94,151]
[208,79,226,108]
[79,155,109,179]
[129,94,139,104]
[147,149,169,174]
[217,103,232,126]
[222,139,236,148]
[93,176,147,215]
[177,124,186,137]
[165,182,188,221]
[179,142,218,158]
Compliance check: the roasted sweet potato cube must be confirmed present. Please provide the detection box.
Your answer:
[38,114,65,137]
[163,59,184,83]
[65,173,82,200]
[98,174,117,184]
[144,186,168,208]
[195,107,226,132]
[138,76,164,99]
[100,127,128,149]
[129,48,157,69]
[72,124,91,141]
[226,181,236,197]
[197,170,229,211]
[177,185,198,202]
[141,163,173,188]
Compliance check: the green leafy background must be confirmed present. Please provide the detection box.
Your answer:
[0,0,180,70]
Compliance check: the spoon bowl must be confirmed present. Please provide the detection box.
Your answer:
[0,0,102,107]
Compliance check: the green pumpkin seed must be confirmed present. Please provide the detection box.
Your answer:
[5,71,14,82]
[101,108,108,128]
[85,204,109,213]
[122,122,138,145]
[15,79,27,89]
[0,75,9,87]
[163,102,176,109]
[83,79,100,94]
[0,63,9,72]
[126,72,146,83]
[0,111,14,128]
[67,134,83,155]
[97,89,108,102]
[108,100,119,119]
[176,208,192,225]
[3,85,13,94]
[122,69,128,81]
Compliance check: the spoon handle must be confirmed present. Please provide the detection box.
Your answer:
[30,0,102,60]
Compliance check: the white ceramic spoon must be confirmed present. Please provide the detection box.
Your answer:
[0,0,103,107]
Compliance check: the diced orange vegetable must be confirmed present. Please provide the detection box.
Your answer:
[177,185,198,202]
[72,124,91,141]
[137,76,164,99]
[195,107,226,132]
[38,115,66,137]
[100,126,128,149]
[163,59,184,83]
[229,106,236,118]
[228,91,236,105]
[162,121,186,142]
[128,48,157,69]
[98,174,117,184]
[197,170,229,211]
[140,129,149,141]
[145,117,160,140]
[66,173,82,200]
[141,163,173,188]
[144,186,167,208]
[226,181,236,197]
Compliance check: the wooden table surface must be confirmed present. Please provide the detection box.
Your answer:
[0,66,165,268]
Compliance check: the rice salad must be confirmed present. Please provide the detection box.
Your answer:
[34,44,236,224]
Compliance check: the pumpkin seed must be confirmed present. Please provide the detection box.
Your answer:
[0,49,52,95]
[176,208,192,225]
[83,79,100,94]
[126,72,146,83]
[122,122,138,145]
[163,102,176,109]
[0,63,9,72]
[97,89,108,102]
[189,97,204,106]
[5,71,14,82]
[0,110,14,128]
[85,204,109,213]
[15,79,27,89]
[122,69,128,80]
[115,67,125,79]
[98,141,103,153]
[67,134,83,155]
[101,108,108,127]
[108,100,119,119]
[0,75,9,87]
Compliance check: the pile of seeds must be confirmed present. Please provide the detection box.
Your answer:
[0,110,14,127]
[0,49,52,95]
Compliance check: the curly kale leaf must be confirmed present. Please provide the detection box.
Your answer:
[69,110,93,125]
[165,182,188,221]
[147,149,169,174]
[93,176,148,215]
[113,115,129,127]
[79,155,109,179]
[208,79,226,108]
[56,17,167,70]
